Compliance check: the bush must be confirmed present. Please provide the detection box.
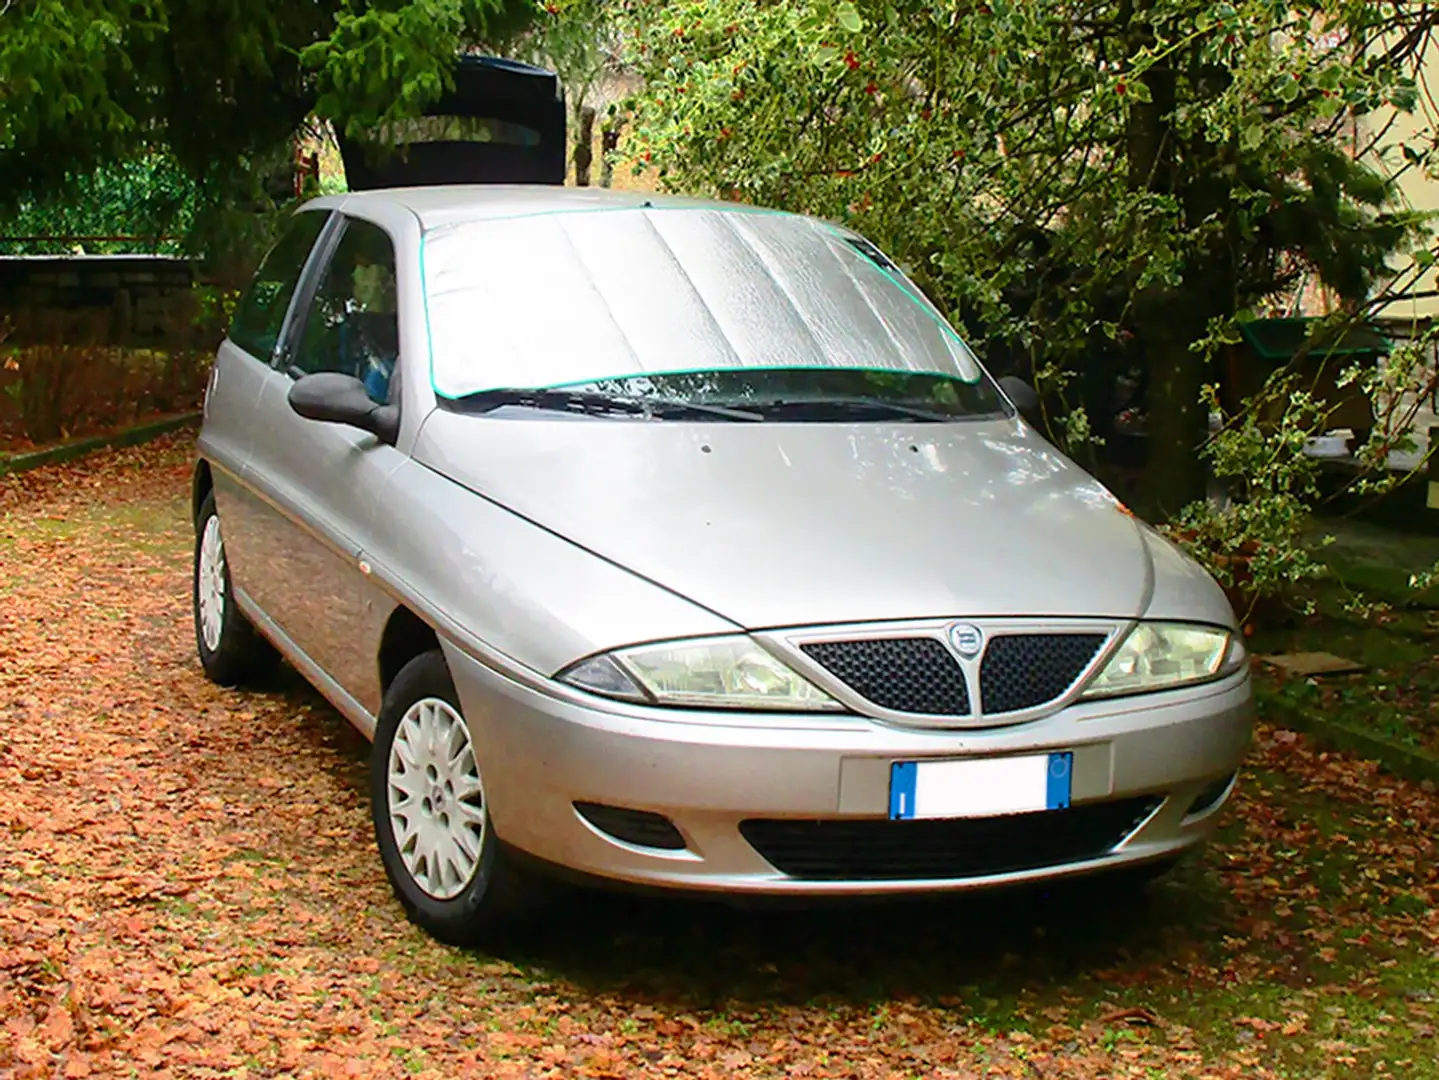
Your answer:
[1165,320,1439,621]
[0,310,208,447]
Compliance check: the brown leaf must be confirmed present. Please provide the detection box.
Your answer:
[1098,1006,1161,1028]
[41,999,76,1050]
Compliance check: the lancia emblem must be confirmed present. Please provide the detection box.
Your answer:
[948,622,984,658]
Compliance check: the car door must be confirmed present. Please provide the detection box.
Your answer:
[202,209,333,594]
[241,215,408,716]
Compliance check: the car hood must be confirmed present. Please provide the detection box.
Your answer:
[413,412,1168,630]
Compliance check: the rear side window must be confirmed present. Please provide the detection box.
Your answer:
[228,211,329,361]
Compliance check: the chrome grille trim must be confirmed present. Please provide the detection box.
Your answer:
[759,617,1127,729]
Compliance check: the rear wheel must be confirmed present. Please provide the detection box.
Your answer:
[370,649,532,946]
[193,491,278,686]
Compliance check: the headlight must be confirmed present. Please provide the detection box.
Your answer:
[1082,622,1244,699]
[558,636,843,711]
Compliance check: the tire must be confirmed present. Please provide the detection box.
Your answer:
[193,490,278,686]
[370,649,531,946]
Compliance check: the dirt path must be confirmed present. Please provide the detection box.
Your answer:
[1,436,1436,1079]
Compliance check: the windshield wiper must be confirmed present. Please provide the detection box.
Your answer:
[447,388,762,422]
[728,397,959,422]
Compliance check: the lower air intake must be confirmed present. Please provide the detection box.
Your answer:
[574,802,687,851]
[739,796,1161,881]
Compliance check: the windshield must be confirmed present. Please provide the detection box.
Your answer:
[422,206,1008,419]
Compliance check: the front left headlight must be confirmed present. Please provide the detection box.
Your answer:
[558,635,844,711]
[1082,622,1246,700]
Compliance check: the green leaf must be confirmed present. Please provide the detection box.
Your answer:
[837,1,863,33]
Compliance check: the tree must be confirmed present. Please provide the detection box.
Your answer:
[612,0,1437,518]
[514,0,627,184]
[0,0,537,215]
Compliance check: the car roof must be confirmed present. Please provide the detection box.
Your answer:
[305,185,784,232]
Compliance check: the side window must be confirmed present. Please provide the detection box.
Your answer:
[228,211,329,361]
[289,219,399,405]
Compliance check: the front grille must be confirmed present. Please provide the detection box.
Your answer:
[979,634,1106,714]
[740,797,1160,881]
[801,638,970,716]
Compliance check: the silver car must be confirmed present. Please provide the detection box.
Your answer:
[192,186,1253,945]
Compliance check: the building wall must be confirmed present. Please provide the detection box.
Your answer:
[1356,38,1439,326]
[0,255,205,347]
[1328,40,1439,460]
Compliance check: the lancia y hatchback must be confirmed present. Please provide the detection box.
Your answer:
[191,186,1253,945]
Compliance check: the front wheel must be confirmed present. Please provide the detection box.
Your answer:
[370,649,532,946]
[193,491,277,686]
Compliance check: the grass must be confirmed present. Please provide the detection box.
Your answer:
[1247,517,1439,756]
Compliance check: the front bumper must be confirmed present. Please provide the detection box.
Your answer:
[445,642,1253,895]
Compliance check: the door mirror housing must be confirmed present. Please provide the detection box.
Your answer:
[288,372,400,445]
[998,375,1043,428]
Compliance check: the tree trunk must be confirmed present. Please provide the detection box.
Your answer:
[598,116,622,188]
[1138,292,1210,518]
[1123,0,1210,518]
[574,105,597,187]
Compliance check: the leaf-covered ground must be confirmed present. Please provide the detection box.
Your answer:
[1,436,1436,1079]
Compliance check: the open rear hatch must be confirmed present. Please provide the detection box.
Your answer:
[338,56,566,189]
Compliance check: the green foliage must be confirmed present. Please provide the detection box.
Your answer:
[1165,378,1334,607]
[305,0,534,142]
[0,155,199,255]
[517,0,623,115]
[623,0,1428,323]
[0,0,539,215]
[1165,314,1439,612]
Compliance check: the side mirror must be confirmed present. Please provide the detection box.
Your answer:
[288,372,400,445]
[998,375,1043,427]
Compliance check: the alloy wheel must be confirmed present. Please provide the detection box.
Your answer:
[386,697,487,900]
[196,514,227,653]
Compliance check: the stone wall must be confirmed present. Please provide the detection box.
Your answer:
[0,255,207,348]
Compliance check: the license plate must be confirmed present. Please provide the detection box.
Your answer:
[889,752,1073,821]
